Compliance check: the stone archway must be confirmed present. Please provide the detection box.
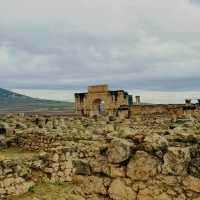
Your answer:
[92,99,105,116]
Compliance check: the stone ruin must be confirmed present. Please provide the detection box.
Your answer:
[0,85,200,199]
[1,111,200,200]
[75,85,133,117]
[75,85,200,120]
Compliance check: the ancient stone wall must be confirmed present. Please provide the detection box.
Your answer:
[75,85,132,116]
[193,107,200,121]
[0,159,34,199]
[130,104,200,120]
[131,104,185,116]
[2,114,200,199]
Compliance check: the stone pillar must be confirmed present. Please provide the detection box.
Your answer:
[185,99,192,106]
[74,95,80,114]
[184,99,193,119]
[135,96,141,105]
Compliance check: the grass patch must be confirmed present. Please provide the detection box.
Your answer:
[10,183,74,200]
[0,147,37,160]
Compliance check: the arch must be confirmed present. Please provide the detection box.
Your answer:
[92,98,105,115]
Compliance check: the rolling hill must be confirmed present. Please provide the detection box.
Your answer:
[0,88,74,113]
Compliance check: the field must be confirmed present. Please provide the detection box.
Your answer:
[0,88,74,113]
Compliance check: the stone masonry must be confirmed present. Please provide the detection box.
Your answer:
[75,85,133,117]
[1,112,200,199]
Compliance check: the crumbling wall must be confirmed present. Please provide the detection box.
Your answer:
[131,104,185,116]
[2,114,200,199]
[193,107,200,121]
[0,159,34,199]
[21,133,200,200]
[75,84,131,116]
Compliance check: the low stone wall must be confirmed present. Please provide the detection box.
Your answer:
[26,138,200,200]
[0,159,34,199]
[131,104,185,116]
[193,107,200,121]
[15,127,106,154]
[12,131,200,199]
[130,104,200,120]
[2,114,200,199]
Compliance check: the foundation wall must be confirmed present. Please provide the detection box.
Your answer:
[131,104,184,115]
[2,114,200,199]
[0,159,34,199]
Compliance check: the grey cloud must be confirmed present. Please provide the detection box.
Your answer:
[0,0,200,92]
[190,0,200,5]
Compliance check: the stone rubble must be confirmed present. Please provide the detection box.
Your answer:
[0,113,200,199]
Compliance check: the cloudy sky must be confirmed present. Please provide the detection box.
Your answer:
[0,0,200,103]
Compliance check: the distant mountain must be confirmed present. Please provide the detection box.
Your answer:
[0,88,74,113]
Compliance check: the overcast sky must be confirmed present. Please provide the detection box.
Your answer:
[0,0,200,102]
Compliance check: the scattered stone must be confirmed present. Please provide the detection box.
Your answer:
[108,179,136,200]
[72,160,91,176]
[16,122,27,129]
[127,151,160,181]
[162,147,191,175]
[183,176,200,193]
[107,138,133,164]
[65,194,85,200]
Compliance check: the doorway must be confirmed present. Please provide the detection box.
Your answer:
[92,99,105,115]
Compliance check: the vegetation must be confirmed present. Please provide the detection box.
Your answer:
[0,147,37,160]
[10,183,74,200]
[0,88,74,113]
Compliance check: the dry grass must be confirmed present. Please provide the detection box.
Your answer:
[0,147,37,160]
[10,182,74,200]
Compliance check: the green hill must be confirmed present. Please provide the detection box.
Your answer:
[0,88,74,113]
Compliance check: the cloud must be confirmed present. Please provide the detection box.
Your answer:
[0,0,200,93]
[190,0,200,5]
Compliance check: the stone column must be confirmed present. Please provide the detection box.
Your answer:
[135,96,141,105]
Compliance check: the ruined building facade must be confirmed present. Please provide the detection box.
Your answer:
[75,85,133,116]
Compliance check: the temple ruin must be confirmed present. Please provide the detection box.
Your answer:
[75,84,133,116]
[75,84,200,119]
